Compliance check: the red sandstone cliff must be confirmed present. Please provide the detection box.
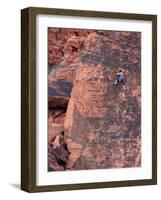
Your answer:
[48,28,141,171]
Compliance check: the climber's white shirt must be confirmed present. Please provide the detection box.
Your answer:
[36,14,152,186]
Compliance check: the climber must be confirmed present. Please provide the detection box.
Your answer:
[114,68,125,85]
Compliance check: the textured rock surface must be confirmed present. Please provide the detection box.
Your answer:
[48,28,141,171]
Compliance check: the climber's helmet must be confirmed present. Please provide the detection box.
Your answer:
[119,68,124,73]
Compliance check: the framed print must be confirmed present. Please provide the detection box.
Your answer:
[21,7,157,192]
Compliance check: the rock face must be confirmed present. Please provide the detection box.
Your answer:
[48,28,141,171]
[48,81,71,143]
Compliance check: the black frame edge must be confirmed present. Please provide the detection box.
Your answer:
[26,6,157,20]
[21,8,30,192]
[152,15,157,185]
[21,7,37,192]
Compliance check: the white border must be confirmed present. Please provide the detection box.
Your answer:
[36,14,152,186]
